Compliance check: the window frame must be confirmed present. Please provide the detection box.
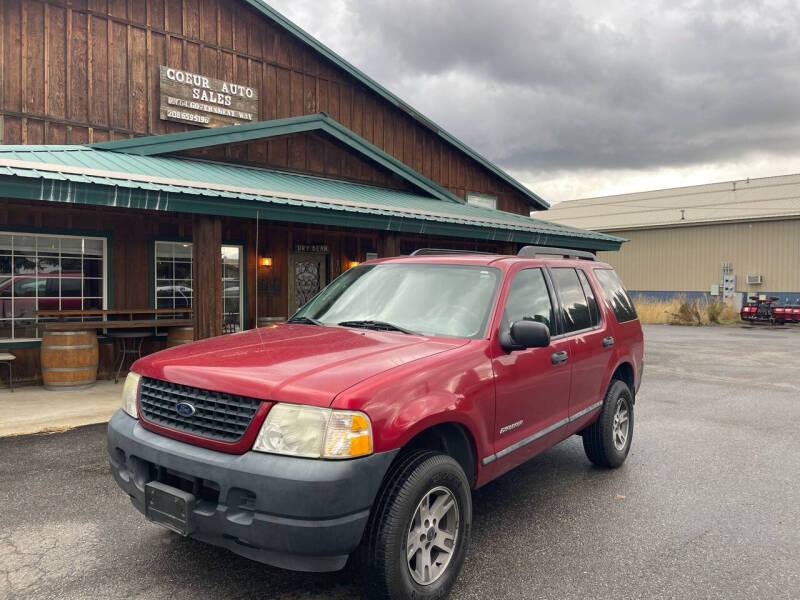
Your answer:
[0,230,109,343]
[221,243,244,332]
[466,192,498,210]
[592,267,638,324]
[153,240,194,312]
[151,238,247,333]
[546,266,603,339]
[576,268,603,329]
[501,267,560,337]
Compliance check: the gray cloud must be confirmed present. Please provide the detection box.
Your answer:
[267,0,800,198]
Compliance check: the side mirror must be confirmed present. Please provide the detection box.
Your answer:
[500,320,551,352]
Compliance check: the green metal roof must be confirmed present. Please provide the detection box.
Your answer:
[0,146,622,250]
[90,113,463,205]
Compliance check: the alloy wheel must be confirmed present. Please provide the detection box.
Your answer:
[612,397,630,451]
[406,485,459,585]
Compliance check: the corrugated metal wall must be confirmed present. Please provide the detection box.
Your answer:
[544,174,800,231]
[597,219,800,295]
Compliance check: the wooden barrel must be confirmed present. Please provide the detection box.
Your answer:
[167,326,194,348]
[41,330,99,391]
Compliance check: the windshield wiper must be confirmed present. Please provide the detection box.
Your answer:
[286,315,323,326]
[337,320,416,334]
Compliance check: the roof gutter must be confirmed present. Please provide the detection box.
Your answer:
[0,173,619,250]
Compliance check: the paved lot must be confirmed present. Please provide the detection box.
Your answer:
[1,324,798,599]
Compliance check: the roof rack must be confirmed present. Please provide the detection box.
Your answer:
[410,248,495,256]
[517,245,597,261]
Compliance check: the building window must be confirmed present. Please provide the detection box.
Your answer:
[0,232,107,341]
[155,242,193,310]
[154,241,244,332]
[222,246,243,333]
[466,192,497,210]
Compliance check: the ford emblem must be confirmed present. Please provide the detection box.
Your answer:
[175,402,196,417]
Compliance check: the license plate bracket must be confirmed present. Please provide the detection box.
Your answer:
[145,481,195,536]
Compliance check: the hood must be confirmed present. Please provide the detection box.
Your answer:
[133,324,469,407]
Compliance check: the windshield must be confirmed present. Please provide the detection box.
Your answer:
[292,263,501,338]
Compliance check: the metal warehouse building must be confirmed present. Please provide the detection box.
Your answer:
[545,174,800,306]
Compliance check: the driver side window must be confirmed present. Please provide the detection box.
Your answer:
[503,268,555,334]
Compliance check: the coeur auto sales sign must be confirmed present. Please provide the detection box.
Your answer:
[159,66,259,128]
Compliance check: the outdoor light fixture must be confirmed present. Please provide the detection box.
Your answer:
[259,256,273,267]
[347,260,360,269]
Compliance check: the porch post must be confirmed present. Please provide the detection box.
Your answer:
[378,232,400,257]
[192,215,223,339]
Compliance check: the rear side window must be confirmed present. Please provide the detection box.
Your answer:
[594,269,638,323]
[503,268,556,334]
[576,269,601,327]
[551,268,592,333]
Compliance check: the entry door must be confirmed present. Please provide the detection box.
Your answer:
[491,268,571,470]
[288,252,327,314]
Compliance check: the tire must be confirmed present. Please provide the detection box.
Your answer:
[359,450,472,600]
[582,379,634,468]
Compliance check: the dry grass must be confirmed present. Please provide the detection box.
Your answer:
[632,295,740,326]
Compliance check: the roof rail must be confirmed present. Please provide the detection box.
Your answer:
[410,248,495,256]
[517,246,597,261]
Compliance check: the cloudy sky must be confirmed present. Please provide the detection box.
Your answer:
[267,0,800,204]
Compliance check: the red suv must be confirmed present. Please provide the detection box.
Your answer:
[108,246,643,600]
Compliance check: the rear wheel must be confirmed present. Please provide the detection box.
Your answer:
[582,379,634,468]
[360,450,472,600]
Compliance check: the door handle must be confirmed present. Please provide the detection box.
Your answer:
[602,336,615,348]
[551,350,568,365]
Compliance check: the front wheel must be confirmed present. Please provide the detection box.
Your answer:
[360,450,472,600]
[582,379,634,468]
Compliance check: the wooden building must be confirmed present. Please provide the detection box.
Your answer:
[0,0,622,385]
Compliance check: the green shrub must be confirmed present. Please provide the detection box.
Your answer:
[706,301,724,324]
[670,300,703,326]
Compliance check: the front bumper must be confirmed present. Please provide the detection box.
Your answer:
[107,410,397,572]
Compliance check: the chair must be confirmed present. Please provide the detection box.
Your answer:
[222,316,239,334]
[0,352,14,392]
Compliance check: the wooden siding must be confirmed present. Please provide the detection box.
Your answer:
[179,131,415,192]
[0,0,533,215]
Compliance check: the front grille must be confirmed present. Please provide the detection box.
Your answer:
[139,377,262,443]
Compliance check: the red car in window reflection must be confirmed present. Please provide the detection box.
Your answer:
[0,273,84,318]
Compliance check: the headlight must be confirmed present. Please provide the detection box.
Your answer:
[121,372,141,418]
[253,404,372,459]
